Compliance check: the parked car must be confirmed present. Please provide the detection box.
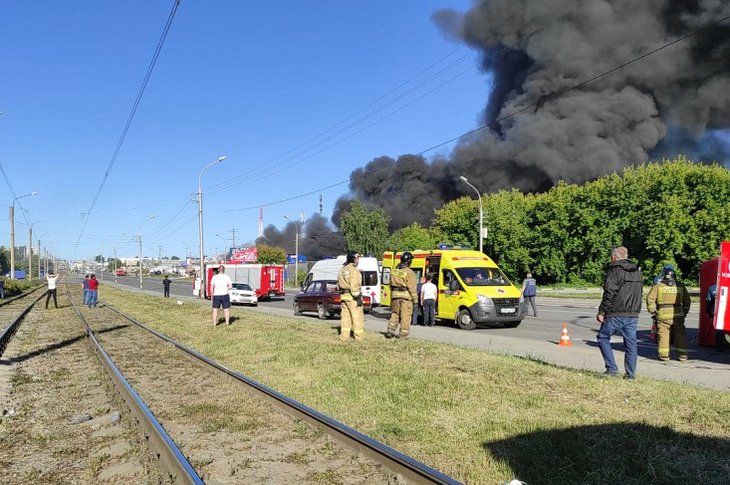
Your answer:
[293,280,372,319]
[229,283,258,306]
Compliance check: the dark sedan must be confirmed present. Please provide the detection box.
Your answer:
[293,280,371,319]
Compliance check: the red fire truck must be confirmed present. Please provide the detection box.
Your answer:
[204,262,285,300]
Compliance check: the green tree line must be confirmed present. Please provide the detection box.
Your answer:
[362,157,729,285]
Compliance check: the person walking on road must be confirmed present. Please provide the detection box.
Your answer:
[82,274,90,306]
[338,251,364,341]
[87,274,99,308]
[163,275,172,298]
[521,272,538,317]
[385,251,418,339]
[412,277,425,326]
[45,271,59,309]
[596,246,643,380]
[210,266,232,326]
[420,275,438,327]
[646,269,691,361]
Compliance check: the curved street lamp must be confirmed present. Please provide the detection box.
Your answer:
[459,176,484,254]
[9,191,38,279]
[197,155,227,298]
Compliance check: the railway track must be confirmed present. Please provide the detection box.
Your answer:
[4,282,461,483]
[0,287,46,358]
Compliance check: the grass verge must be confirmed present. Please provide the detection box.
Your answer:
[98,286,730,484]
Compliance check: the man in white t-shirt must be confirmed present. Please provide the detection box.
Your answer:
[210,266,233,326]
[46,271,60,309]
[420,276,438,327]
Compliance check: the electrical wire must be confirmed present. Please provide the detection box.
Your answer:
[72,0,181,255]
[219,13,730,214]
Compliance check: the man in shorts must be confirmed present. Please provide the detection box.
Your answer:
[211,265,233,326]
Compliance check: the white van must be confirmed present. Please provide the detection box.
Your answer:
[303,255,381,306]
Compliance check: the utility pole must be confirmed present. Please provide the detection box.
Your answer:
[229,228,237,249]
[37,240,41,279]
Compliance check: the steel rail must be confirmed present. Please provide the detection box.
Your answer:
[103,302,462,485]
[0,288,45,358]
[67,288,203,485]
[0,285,45,307]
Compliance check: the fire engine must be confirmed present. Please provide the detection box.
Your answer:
[204,262,285,300]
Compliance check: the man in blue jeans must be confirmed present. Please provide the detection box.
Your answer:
[596,246,643,380]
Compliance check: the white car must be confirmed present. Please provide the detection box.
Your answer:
[229,282,258,306]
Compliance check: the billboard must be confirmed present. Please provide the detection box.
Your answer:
[230,247,257,263]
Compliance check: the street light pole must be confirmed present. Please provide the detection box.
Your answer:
[137,215,155,289]
[284,215,299,287]
[197,155,227,298]
[28,219,44,281]
[9,191,38,280]
[459,176,484,254]
[215,234,227,262]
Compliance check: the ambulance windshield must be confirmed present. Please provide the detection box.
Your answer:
[456,267,509,286]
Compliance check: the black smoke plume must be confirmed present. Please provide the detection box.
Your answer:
[335,0,730,230]
[259,213,345,260]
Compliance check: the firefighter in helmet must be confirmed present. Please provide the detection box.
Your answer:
[338,251,364,341]
[386,251,418,339]
[646,269,691,361]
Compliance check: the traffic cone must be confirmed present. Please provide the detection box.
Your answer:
[559,323,572,347]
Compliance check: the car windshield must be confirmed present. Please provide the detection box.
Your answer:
[232,283,252,291]
[456,267,509,286]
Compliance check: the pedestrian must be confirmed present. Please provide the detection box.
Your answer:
[521,272,538,317]
[0,277,5,299]
[45,271,59,309]
[706,284,729,351]
[338,251,364,341]
[82,274,91,306]
[412,277,425,326]
[596,246,643,380]
[87,274,99,307]
[385,251,418,339]
[163,275,172,298]
[420,275,438,327]
[210,266,232,326]
[646,269,691,361]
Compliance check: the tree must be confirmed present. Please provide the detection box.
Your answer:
[0,246,9,274]
[432,196,479,248]
[339,201,390,256]
[106,258,123,272]
[386,223,437,251]
[255,243,288,264]
[171,256,180,260]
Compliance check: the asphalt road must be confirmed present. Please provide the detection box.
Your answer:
[104,274,730,391]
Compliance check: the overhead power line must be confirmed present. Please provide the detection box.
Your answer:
[220,13,730,214]
[72,0,181,255]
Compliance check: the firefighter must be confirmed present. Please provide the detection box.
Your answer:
[338,251,364,341]
[385,251,418,339]
[646,269,691,361]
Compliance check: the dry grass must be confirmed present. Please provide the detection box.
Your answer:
[99,286,730,484]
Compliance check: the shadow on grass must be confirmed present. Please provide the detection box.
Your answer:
[484,422,730,484]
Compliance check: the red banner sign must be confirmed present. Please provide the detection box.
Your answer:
[714,241,730,332]
[229,247,257,263]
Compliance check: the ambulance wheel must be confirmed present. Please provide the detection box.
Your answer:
[456,309,476,330]
[293,302,302,316]
[317,303,328,320]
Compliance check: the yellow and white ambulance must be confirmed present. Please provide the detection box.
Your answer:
[381,247,525,329]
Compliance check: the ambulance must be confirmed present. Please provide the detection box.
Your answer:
[381,247,525,329]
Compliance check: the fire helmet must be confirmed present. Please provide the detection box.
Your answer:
[346,251,359,264]
[400,251,414,266]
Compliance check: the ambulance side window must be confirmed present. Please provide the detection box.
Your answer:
[382,268,391,285]
[443,270,462,291]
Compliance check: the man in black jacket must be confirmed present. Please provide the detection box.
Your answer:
[596,246,643,380]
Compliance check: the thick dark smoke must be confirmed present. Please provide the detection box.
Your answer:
[334,0,730,230]
[259,213,345,260]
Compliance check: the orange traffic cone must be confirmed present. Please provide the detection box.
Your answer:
[559,323,572,347]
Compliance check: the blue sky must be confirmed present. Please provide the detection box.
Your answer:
[0,0,488,261]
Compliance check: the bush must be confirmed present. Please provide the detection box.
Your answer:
[2,279,38,297]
